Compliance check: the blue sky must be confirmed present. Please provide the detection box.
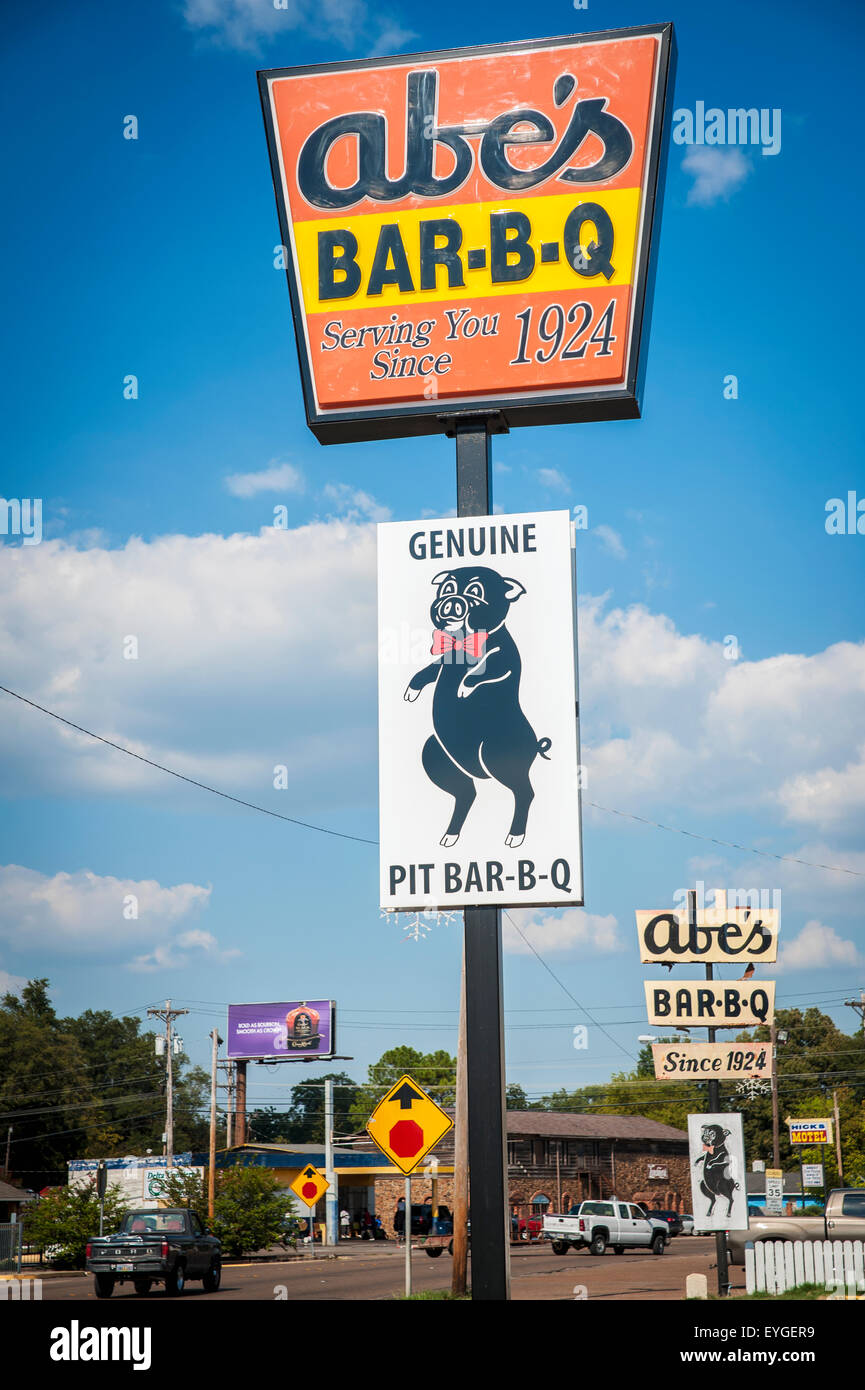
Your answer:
[1,0,864,1119]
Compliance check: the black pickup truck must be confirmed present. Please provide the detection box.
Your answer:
[86,1208,222,1298]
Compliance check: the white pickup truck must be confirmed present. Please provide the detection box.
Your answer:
[543,1199,669,1256]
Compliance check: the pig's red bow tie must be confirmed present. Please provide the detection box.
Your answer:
[432,630,487,658]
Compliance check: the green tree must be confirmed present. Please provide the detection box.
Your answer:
[0,980,91,1186]
[506,1083,528,1109]
[155,1166,210,1226]
[217,1168,296,1255]
[24,1179,130,1268]
[158,1165,302,1254]
[284,1072,361,1143]
[347,1047,457,1131]
[0,980,214,1188]
[735,1008,865,1180]
[247,1105,293,1144]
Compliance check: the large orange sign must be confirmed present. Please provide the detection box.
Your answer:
[259,26,674,443]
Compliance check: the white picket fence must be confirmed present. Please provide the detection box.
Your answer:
[745,1238,865,1296]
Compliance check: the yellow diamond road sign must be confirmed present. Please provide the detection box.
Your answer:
[289,1164,330,1208]
[366,1074,453,1175]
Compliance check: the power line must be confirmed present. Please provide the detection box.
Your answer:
[583,800,864,876]
[503,911,636,1063]
[2,682,860,874]
[0,684,376,847]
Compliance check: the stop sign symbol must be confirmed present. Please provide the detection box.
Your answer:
[389,1119,423,1159]
[302,1181,318,1199]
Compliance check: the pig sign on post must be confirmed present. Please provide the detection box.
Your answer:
[378,509,582,911]
[687,1112,748,1233]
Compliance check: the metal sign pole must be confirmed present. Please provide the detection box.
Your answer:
[405,1175,411,1297]
[454,417,511,1302]
[690,889,730,1298]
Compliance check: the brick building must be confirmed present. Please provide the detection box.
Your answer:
[372,1111,690,1231]
[205,1111,690,1236]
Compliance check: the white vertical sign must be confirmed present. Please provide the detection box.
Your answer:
[377,509,583,910]
[687,1112,748,1232]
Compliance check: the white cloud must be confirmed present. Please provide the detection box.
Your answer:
[0,521,378,812]
[130,928,239,973]
[682,147,750,206]
[182,0,414,55]
[0,967,26,997]
[594,524,627,559]
[504,907,622,957]
[536,467,570,492]
[579,598,865,839]
[776,919,861,972]
[3,523,865,878]
[0,864,227,969]
[224,462,304,498]
[777,751,865,831]
[321,483,391,522]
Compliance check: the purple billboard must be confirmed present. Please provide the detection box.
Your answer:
[227,1000,335,1060]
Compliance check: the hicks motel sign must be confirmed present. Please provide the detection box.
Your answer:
[258,25,676,1299]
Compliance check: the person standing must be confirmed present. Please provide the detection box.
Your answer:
[394,1196,405,1242]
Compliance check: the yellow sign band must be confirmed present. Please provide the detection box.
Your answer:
[295,187,641,314]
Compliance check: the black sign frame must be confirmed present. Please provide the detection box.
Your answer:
[258,24,676,444]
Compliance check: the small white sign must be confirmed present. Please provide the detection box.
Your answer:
[377,510,583,909]
[687,1113,748,1232]
[801,1163,825,1189]
[765,1169,784,1214]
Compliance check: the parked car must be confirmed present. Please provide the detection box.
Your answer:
[543,1199,668,1255]
[517,1214,544,1241]
[86,1208,221,1298]
[727,1188,865,1264]
[647,1209,683,1237]
[680,1213,695,1235]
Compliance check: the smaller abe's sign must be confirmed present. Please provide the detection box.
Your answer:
[644,981,775,1028]
[289,1165,330,1208]
[788,1118,833,1146]
[366,1074,453,1175]
[378,510,582,909]
[635,907,779,964]
[651,1041,772,1080]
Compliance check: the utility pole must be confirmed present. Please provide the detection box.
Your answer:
[833,1090,844,1183]
[325,1078,337,1246]
[208,1029,222,1222]
[218,1061,235,1146]
[147,1000,188,1168]
[3,1125,11,1180]
[690,889,730,1297]
[844,991,865,1035]
[770,1023,781,1169]
[451,939,469,1297]
[234,1061,247,1146]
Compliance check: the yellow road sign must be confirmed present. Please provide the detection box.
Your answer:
[289,1164,330,1208]
[366,1074,453,1175]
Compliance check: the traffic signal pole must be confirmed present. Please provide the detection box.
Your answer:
[453,416,511,1301]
